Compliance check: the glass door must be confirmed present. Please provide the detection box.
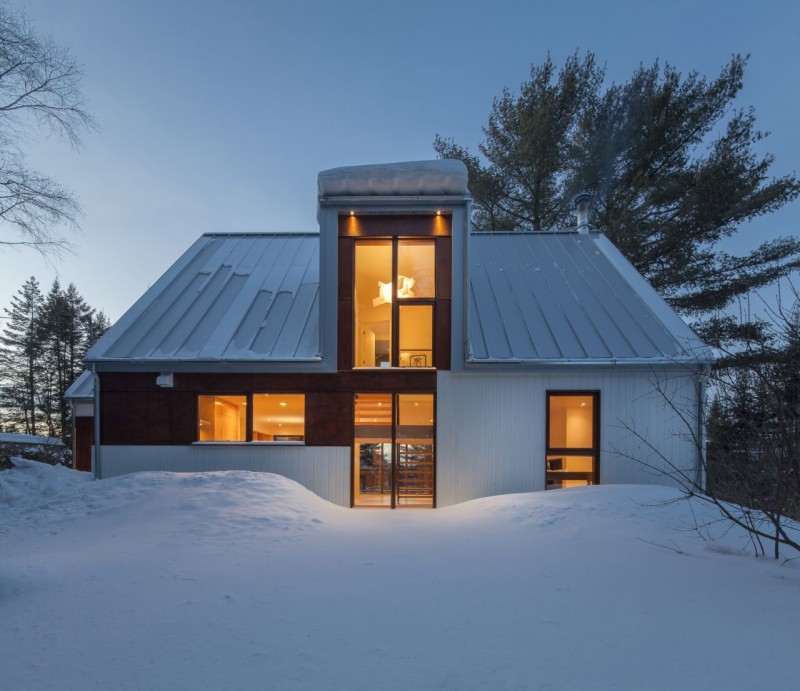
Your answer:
[353,393,434,508]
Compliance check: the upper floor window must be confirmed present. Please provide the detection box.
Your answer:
[354,238,435,368]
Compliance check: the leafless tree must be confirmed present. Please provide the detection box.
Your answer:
[618,286,800,559]
[0,2,96,255]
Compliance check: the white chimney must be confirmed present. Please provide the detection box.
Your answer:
[574,192,590,234]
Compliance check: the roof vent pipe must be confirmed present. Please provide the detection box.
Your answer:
[574,192,590,234]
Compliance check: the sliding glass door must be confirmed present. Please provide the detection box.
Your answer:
[353,393,434,508]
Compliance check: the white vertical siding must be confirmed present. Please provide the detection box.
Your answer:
[436,369,700,507]
[99,445,351,506]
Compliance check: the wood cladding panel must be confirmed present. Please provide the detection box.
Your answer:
[99,371,435,446]
[435,299,451,371]
[102,390,196,445]
[338,237,353,296]
[337,299,353,371]
[305,392,353,446]
[339,214,451,237]
[435,237,452,300]
[74,416,94,472]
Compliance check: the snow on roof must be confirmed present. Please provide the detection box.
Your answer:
[0,433,64,446]
[64,370,93,400]
[85,233,321,366]
[318,159,469,197]
[467,232,713,366]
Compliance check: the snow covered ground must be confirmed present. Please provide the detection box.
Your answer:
[2,459,798,690]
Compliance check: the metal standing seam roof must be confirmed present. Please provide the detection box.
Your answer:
[64,370,94,400]
[84,233,321,364]
[84,228,711,370]
[467,232,713,366]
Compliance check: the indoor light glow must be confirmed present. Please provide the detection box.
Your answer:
[372,274,416,307]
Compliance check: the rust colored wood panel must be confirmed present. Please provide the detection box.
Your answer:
[338,299,353,371]
[102,390,196,445]
[338,214,451,237]
[101,371,436,396]
[338,237,353,297]
[343,369,436,391]
[435,236,452,299]
[305,392,353,446]
[435,299,451,371]
[74,416,94,472]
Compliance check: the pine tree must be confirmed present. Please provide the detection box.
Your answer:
[434,53,800,343]
[1,277,109,449]
[38,280,106,446]
[0,277,45,434]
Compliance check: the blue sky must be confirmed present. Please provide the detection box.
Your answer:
[2,0,799,320]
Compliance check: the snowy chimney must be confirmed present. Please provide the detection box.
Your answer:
[574,192,590,234]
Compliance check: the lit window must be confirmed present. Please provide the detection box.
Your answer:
[252,394,305,442]
[546,393,598,489]
[198,395,246,441]
[354,238,436,368]
[197,394,305,442]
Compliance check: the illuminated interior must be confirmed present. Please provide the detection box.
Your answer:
[197,393,305,442]
[546,394,597,489]
[353,239,435,368]
[353,393,434,508]
[252,394,305,441]
[354,242,392,367]
[198,395,246,441]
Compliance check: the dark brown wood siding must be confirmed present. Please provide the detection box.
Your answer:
[338,236,354,371]
[74,416,94,472]
[339,214,451,237]
[99,371,435,446]
[305,392,353,446]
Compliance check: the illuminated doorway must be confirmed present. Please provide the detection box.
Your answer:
[546,392,599,489]
[353,393,435,508]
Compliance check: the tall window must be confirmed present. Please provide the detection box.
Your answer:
[546,392,599,489]
[354,239,435,368]
[197,394,305,442]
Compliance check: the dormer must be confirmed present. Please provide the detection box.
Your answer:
[316,160,470,372]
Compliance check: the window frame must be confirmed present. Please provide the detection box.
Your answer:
[195,392,306,444]
[545,390,600,487]
[353,237,436,369]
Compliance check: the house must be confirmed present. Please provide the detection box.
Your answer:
[68,160,713,507]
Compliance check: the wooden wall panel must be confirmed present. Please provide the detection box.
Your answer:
[99,371,435,446]
[339,214,451,237]
[102,390,196,445]
[305,392,353,446]
[74,416,94,472]
[337,299,353,371]
[436,237,452,299]
[435,300,451,371]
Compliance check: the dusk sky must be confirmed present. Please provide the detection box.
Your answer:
[2,0,798,321]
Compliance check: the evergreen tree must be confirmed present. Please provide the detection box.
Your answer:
[0,276,45,434]
[434,53,800,343]
[1,277,109,449]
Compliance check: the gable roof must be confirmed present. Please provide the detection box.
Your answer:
[85,228,711,371]
[64,370,94,400]
[467,232,712,366]
[85,233,321,367]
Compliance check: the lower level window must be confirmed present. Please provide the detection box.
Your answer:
[546,392,598,489]
[252,394,305,441]
[197,393,305,442]
[198,395,246,441]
